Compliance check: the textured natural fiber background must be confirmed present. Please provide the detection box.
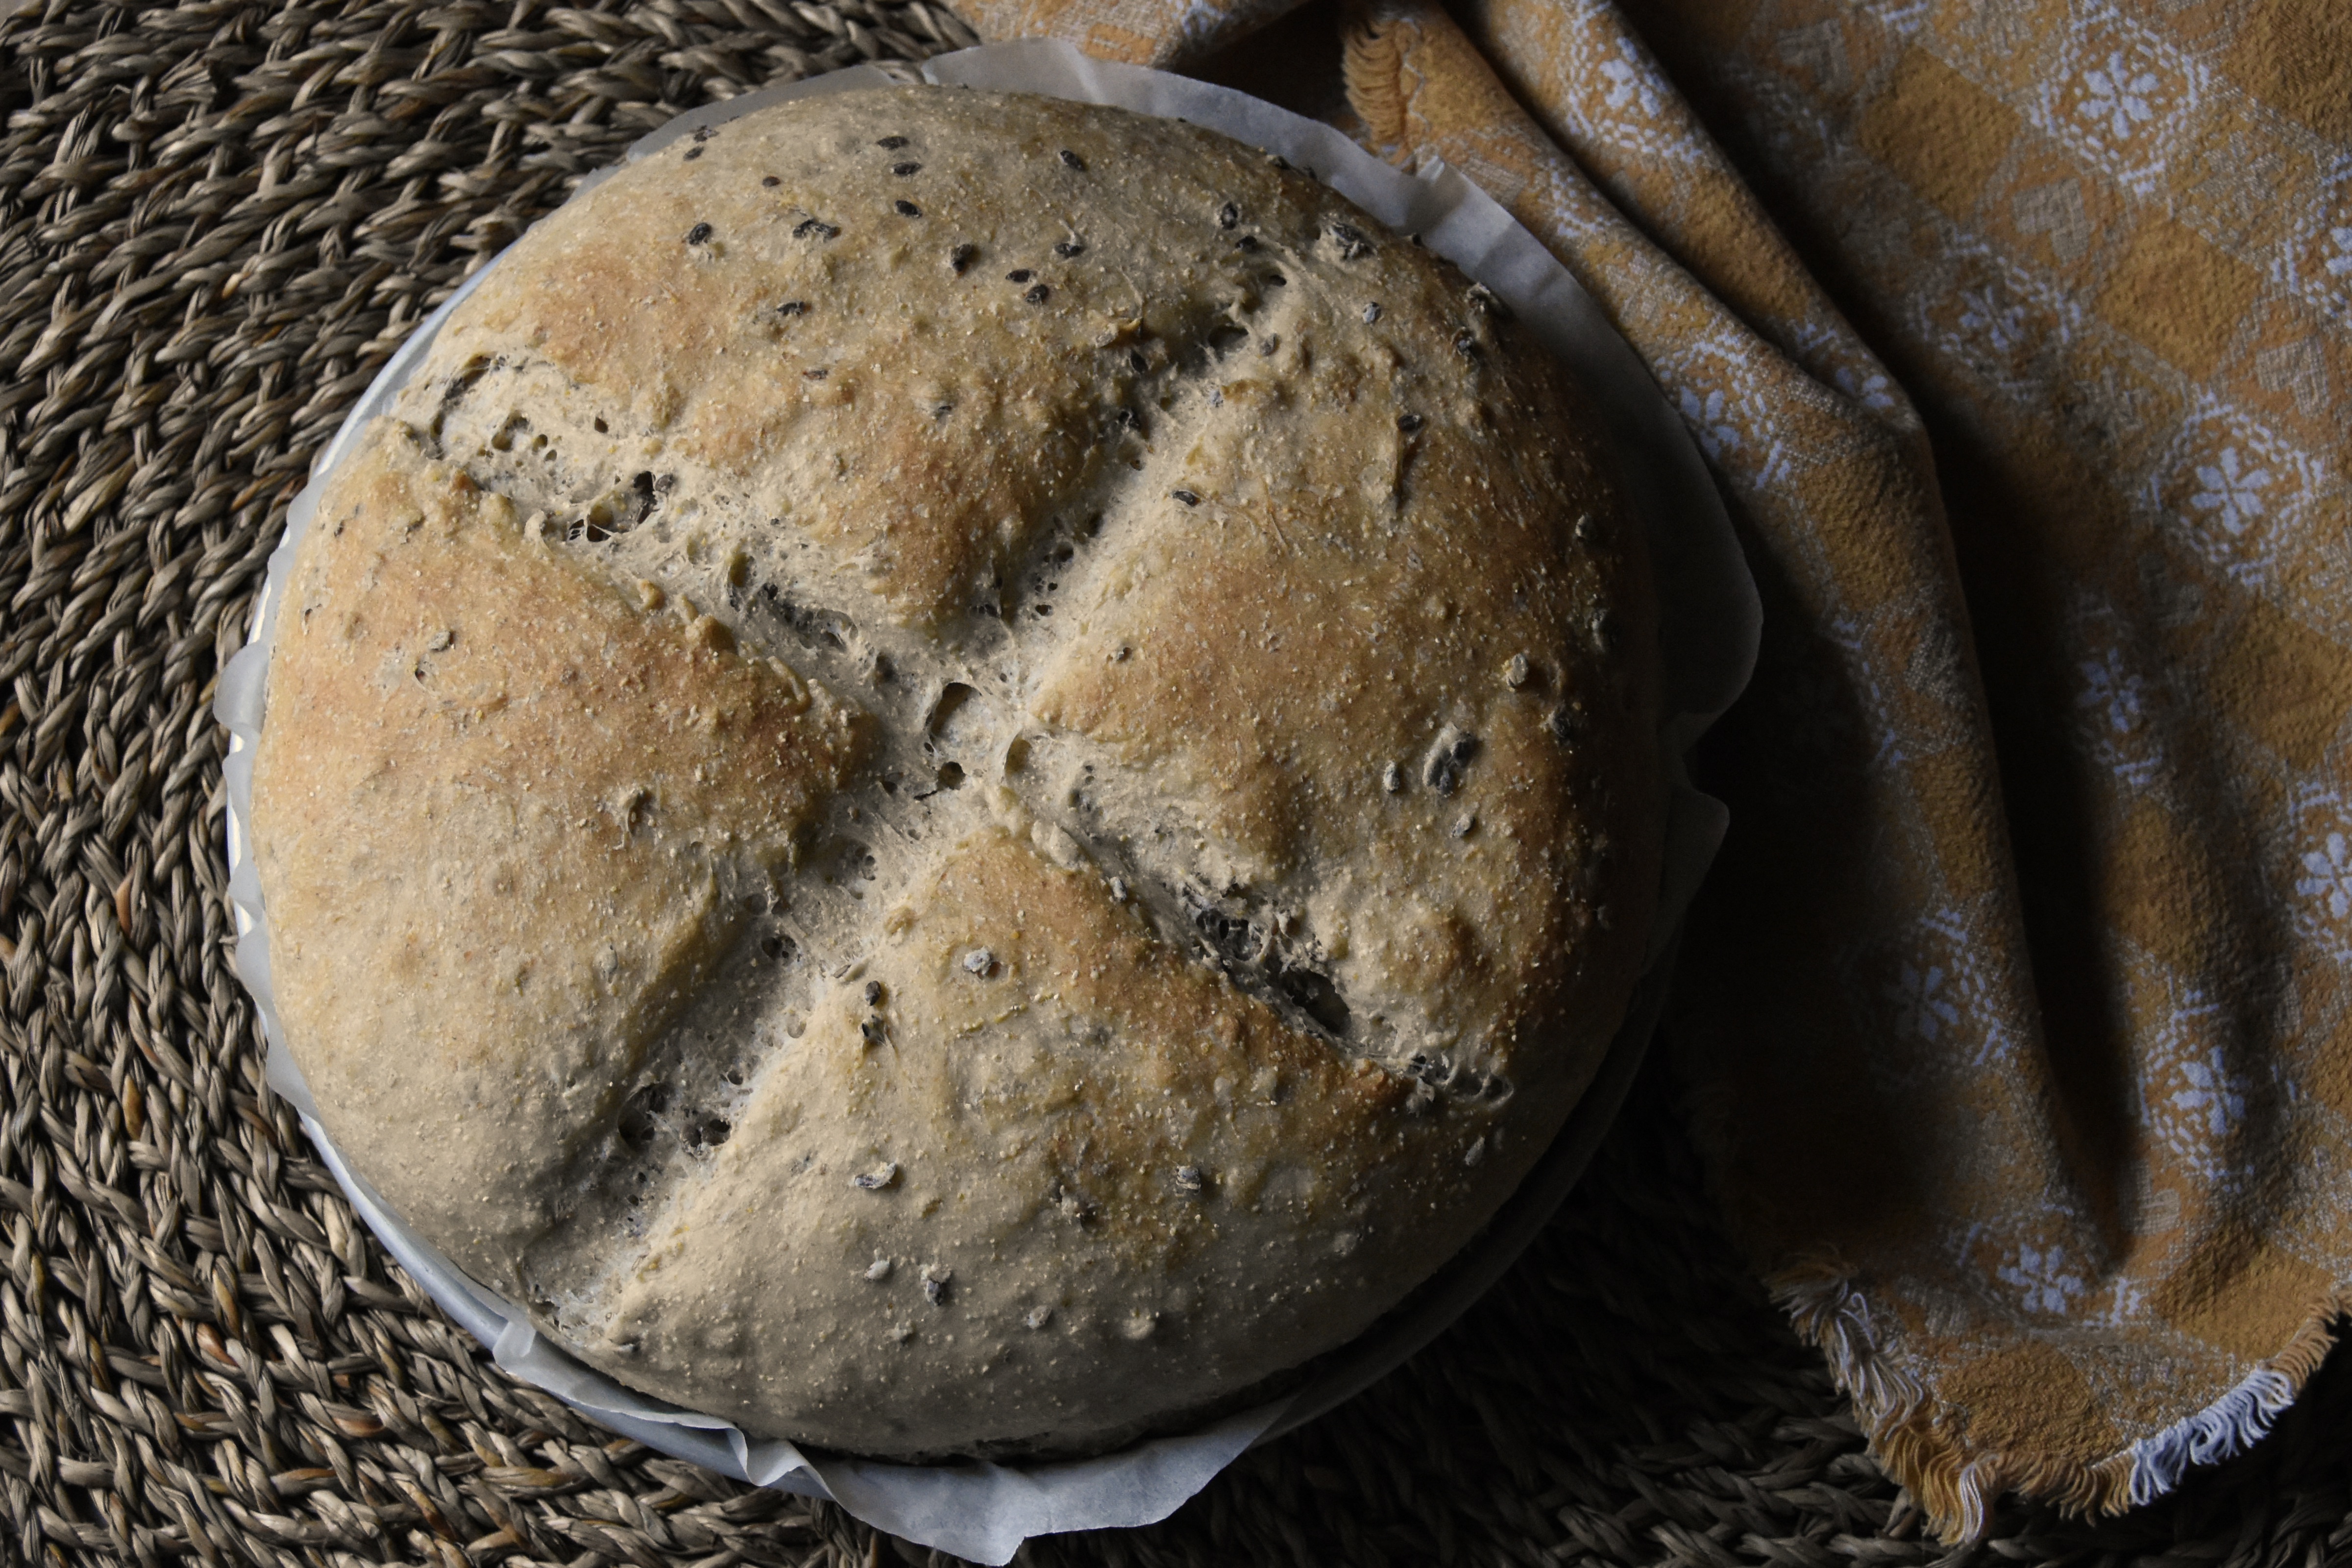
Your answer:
[2,2,2351,1565]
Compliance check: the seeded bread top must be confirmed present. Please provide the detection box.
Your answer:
[250,85,1662,1459]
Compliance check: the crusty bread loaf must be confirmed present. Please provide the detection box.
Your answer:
[249,84,1662,1458]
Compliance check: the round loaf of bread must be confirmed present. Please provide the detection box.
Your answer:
[248,84,1663,1459]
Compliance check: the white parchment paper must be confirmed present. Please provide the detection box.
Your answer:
[217,40,1759,1565]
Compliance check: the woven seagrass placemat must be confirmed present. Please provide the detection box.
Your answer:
[2,3,2349,1565]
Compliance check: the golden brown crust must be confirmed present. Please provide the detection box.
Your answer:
[250,86,1661,1457]
[597,828,1463,1455]
[252,429,863,1283]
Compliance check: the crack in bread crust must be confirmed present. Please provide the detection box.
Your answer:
[250,86,1663,1458]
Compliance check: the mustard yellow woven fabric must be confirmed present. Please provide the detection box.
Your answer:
[950,0,2352,1538]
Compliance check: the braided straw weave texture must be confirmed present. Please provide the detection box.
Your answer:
[1,3,2350,1565]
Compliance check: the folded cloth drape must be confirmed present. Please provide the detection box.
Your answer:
[949,0,2352,1539]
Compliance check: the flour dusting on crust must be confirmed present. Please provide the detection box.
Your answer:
[249,86,1661,1460]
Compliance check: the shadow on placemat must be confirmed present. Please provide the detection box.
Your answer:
[0,2,2346,1566]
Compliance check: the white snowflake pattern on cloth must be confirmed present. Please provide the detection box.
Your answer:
[1887,960,1962,1045]
[2288,789,2352,960]
[2077,646,2146,736]
[1832,363,1901,416]
[1856,907,2019,1082]
[2166,1046,2246,1144]
[2189,447,2273,537]
[2328,226,2352,279]
[2070,596,2165,791]
[1676,386,1741,462]
[1597,36,1663,120]
[1957,287,2029,355]
[2139,979,2249,1183]
[2299,827,2352,924]
[1998,1243,2088,1317]
[2078,50,2161,142]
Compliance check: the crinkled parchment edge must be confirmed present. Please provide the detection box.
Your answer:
[213,40,1759,1565]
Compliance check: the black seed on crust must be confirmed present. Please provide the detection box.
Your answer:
[1396,412,1424,433]
[794,218,838,240]
[1127,348,1148,374]
[1218,201,1239,229]
[684,146,703,161]
[949,242,976,272]
[1234,234,1261,252]
[1006,269,1033,283]
[802,367,829,381]
[776,300,807,317]
[895,199,922,217]
[877,135,909,148]
[1054,239,1085,257]
[1058,148,1086,170]
[892,161,922,176]
[1190,900,1255,966]
[1426,733,1478,794]
[1025,283,1051,304]
[685,222,713,245]
[1326,221,1372,260]
[1171,489,1200,507]
[761,174,781,187]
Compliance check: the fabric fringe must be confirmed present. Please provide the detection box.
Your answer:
[2123,1287,2352,1506]
[1338,5,1414,166]
[1772,1268,2352,1540]
[1772,1260,1924,1427]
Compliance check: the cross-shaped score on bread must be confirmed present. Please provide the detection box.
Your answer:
[248,85,1661,1461]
